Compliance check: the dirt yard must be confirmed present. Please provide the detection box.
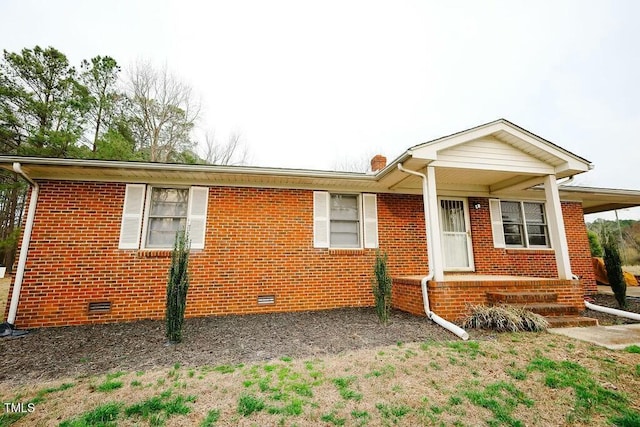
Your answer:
[0,280,637,386]
[0,308,494,385]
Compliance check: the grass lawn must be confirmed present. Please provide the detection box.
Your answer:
[1,332,639,426]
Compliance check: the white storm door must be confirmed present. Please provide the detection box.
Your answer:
[439,198,475,271]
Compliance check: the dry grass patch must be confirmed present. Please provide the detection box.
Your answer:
[1,333,639,426]
[0,277,10,322]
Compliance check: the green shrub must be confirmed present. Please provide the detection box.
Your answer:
[462,305,549,332]
[372,250,392,324]
[166,230,191,343]
[602,230,627,309]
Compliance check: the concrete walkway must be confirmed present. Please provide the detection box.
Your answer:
[597,285,640,297]
[550,286,640,350]
[549,323,640,350]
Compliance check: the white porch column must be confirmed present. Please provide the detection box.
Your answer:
[426,166,445,281]
[543,174,572,280]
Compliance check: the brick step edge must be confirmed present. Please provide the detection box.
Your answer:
[505,303,580,316]
[486,292,558,304]
[545,316,599,328]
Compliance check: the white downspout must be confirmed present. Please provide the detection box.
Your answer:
[573,275,640,322]
[6,163,39,327]
[398,163,469,340]
[584,300,640,321]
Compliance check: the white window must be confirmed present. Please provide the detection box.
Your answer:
[330,194,360,248]
[118,184,208,250]
[493,200,549,248]
[146,188,189,248]
[313,191,378,249]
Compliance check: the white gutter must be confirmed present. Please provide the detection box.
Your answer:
[397,163,469,340]
[6,163,39,327]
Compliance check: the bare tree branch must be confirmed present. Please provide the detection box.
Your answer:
[126,60,200,162]
[200,130,248,166]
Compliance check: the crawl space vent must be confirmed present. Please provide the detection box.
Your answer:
[257,295,275,305]
[88,301,112,313]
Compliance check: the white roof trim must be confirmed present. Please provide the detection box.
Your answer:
[406,119,592,173]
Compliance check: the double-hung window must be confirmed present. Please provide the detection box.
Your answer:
[118,184,209,250]
[329,194,360,248]
[491,200,549,248]
[313,191,378,249]
[146,188,189,248]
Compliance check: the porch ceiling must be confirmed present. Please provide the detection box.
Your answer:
[384,165,549,196]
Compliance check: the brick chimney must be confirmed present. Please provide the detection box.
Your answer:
[370,154,387,172]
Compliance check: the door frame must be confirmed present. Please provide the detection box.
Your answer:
[438,197,475,272]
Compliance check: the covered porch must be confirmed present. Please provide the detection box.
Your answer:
[377,120,592,284]
[375,120,640,323]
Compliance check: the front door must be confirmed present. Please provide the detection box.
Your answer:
[439,198,474,271]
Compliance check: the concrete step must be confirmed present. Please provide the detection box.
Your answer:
[486,292,558,304]
[545,316,599,328]
[509,303,580,317]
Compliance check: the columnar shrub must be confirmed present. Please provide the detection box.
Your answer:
[166,230,191,343]
[601,231,626,309]
[372,250,392,325]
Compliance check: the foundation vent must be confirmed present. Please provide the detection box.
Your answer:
[257,295,275,305]
[88,301,112,313]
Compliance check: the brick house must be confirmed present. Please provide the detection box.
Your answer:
[2,119,640,329]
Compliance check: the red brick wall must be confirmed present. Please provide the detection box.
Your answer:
[393,277,583,321]
[4,183,596,328]
[467,197,596,293]
[6,183,428,328]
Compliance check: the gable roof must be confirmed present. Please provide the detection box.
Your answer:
[0,119,637,214]
[377,118,592,180]
[410,118,591,164]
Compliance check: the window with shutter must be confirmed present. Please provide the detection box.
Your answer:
[313,191,330,248]
[489,199,505,248]
[119,185,209,250]
[188,187,208,249]
[313,192,378,249]
[118,184,146,249]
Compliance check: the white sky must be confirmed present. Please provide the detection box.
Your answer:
[2,0,640,220]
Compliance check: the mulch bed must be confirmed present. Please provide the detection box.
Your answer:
[0,308,493,385]
[1,294,638,386]
[584,293,640,325]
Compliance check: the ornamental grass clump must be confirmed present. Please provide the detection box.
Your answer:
[462,305,549,332]
[166,230,191,344]
[372,250,392,325]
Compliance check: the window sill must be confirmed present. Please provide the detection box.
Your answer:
[328,248,367,256]
[137,250,173,258]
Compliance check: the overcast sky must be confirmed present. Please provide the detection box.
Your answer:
[2,0,639,219]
